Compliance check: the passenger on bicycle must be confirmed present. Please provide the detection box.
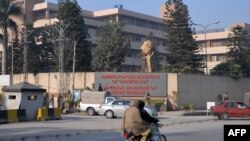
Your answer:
[121,100,159,141]
[137,100,159,124]
[137,100,159,141]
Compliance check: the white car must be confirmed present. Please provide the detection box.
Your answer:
[98,99,158,119]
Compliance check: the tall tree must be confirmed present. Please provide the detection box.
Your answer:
[91,20,130,72]
[6,20,18,74]
[9,37,23,74]
[213,25,250,78]
[0,0,22,74]
[212,61,241,78]
[163,0,203,73]
[228,25,250,77]
[29,28,56,74]
[57,0,92,72]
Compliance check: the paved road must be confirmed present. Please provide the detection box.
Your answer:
[0,110,217,141]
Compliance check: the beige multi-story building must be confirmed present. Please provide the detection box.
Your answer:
[1,0,250,74]
[160,4,250,74]
[0,0,167,73]
[193,23,250,74]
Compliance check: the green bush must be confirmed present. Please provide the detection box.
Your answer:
[180,104,189,110]
[189,104,195,109]
[181,103,195,111]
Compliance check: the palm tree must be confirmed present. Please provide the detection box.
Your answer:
[0,0,22,74]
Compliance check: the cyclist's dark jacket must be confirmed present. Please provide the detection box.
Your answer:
[137,100,159,123]
[140,108,159,123]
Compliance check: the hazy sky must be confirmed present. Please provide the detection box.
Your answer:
[46,0,250,30]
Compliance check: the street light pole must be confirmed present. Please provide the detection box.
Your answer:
[72,36,82,103]
[10,41,14,85]
[193,21,220,75]
[72,40,76,102]
[54,21,69,97]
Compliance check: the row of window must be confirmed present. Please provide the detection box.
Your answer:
[210,54,227,62]
[34,10,46,20]
[34,10,57,20]
[123,33,166,46]
[119,15,165,31]
[126,48,225,62]
[197,39,228,48]
[96,15,165,31]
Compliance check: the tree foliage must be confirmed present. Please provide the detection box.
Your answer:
[30,29,56,74]
[91,20,130,72]
[0,0,22,74]
[163,0,203,73]
[57,0,92,72]
[212,61,242,79]
[6,37,23,74]
[213,25,250,78]
[5,19,18,73]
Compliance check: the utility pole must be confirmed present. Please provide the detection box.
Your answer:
[10,40,14,85]
[38,21,68,100]
[193,21,220,75]
[72,35,82,103]
[21,27,33,82]
[72,40,76,103]
[23,28,28,82]
[54,21,69,96]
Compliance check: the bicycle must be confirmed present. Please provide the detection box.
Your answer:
[124,123,167,141]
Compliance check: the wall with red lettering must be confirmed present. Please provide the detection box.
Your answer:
[94,72,167,97]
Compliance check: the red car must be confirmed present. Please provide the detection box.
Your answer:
[210,101,250,120]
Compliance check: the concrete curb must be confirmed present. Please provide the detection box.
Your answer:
[163,118,217,126]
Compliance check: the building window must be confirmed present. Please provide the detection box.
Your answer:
[211,54,227,62]
[9,95,16,100]
[211,39,228,47]
[120,15,134,25]
[49,10,57,19]
[97,16,116,22]
[211,55,217,62]
[135,18,147,28]
[34,10,46,20]
[28,95,37,101]
[217,55,227,61]
[197,41,206,48]
[134,34,141,42]
[148,22,155,30]
[126,49,132,57]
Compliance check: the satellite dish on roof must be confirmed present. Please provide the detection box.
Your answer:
[113,4,123,9]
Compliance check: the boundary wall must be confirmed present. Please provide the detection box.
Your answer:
[7,72,250,110]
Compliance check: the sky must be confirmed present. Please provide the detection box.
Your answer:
[46,0,250,31]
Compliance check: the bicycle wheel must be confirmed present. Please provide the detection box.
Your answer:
[156,134,167,141]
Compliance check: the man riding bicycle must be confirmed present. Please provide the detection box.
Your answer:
[121,100,159,141]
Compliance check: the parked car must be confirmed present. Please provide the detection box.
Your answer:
[98,99,158,119]
[210,101,250,120]
[79,90,116,115]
